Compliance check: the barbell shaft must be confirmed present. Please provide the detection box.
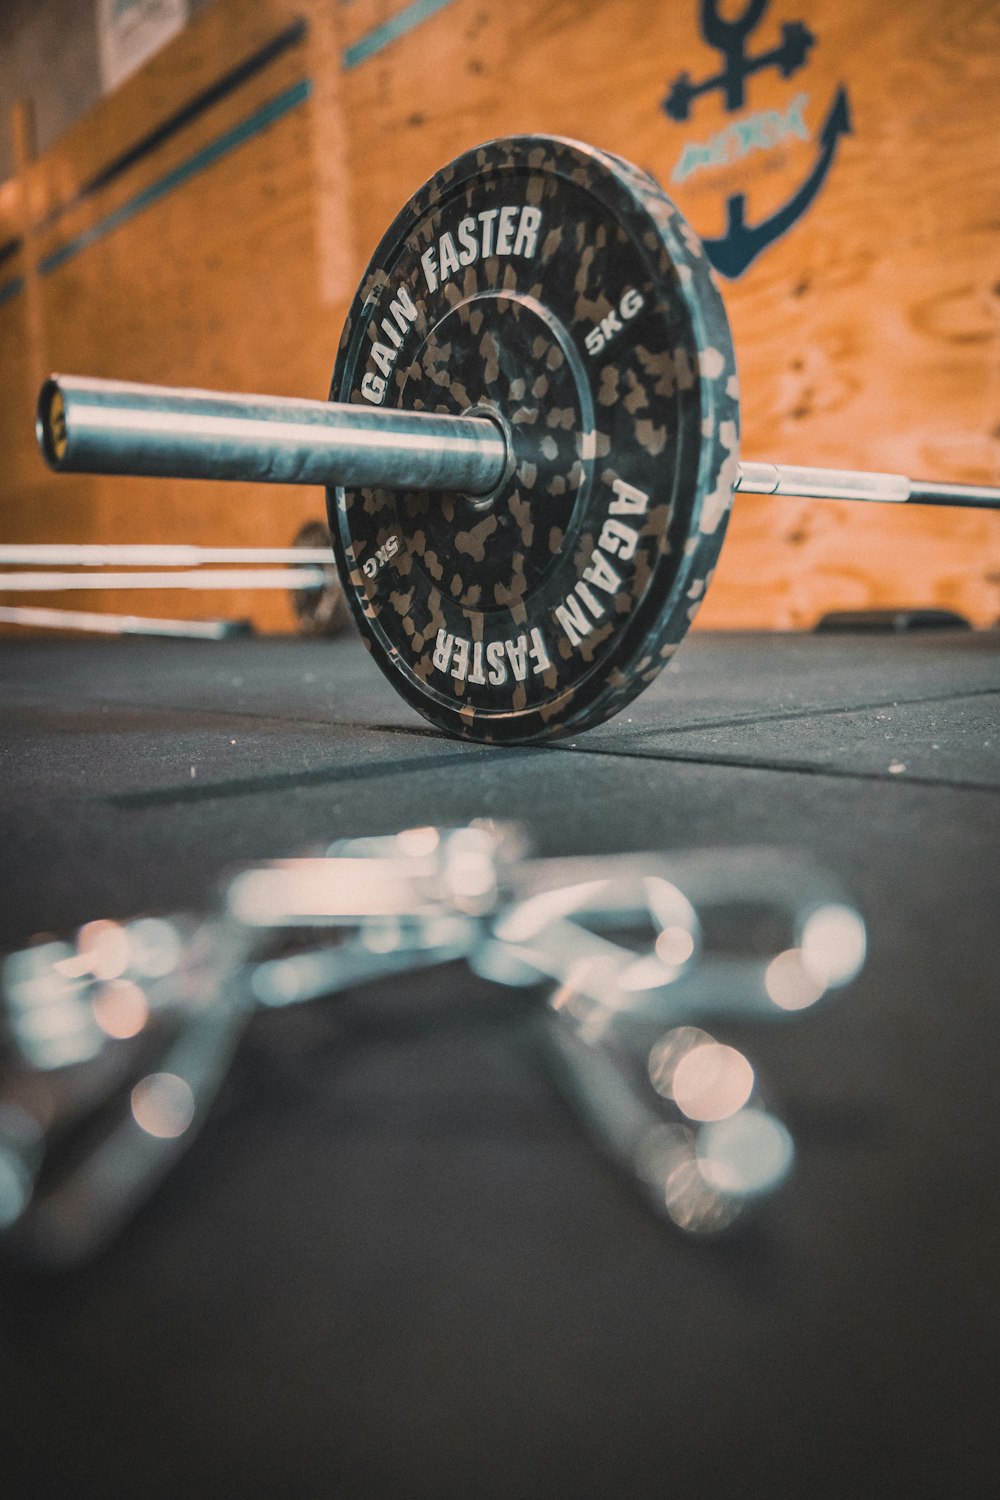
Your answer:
[38,375,1000,512]
[903,480,1000,509]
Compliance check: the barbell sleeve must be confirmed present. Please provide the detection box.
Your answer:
[36,375,509,497]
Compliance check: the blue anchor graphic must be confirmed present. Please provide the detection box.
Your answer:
[664,0,815,121]
[704,86,852,278]
[662,0,852,279]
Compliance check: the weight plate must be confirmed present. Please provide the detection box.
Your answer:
[328,136,739,743]
[290,520,351,637]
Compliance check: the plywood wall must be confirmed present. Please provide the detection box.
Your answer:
[1,0,998,632]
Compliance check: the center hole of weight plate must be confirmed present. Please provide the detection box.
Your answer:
[460,402,517,512]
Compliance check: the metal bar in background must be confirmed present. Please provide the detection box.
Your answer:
[0,569,326,592]
[0,546,333,566]
[0,605,250,638]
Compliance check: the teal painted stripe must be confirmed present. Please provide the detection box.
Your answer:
[0,275,25,307]
[36,78,311,279]
[343,0,458,70]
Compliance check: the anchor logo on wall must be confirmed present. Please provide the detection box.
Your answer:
[662,0,852,278]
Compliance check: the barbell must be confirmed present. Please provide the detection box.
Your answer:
[35,135,1000,744]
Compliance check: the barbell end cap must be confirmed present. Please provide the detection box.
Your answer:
[37,377,69,471]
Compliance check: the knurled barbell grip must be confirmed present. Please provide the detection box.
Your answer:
[36,375,509,497]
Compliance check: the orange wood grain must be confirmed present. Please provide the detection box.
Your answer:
[0,0,997,633]
[0,0,344,631]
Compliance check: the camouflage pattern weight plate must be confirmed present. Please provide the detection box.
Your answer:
[328,137,740,744]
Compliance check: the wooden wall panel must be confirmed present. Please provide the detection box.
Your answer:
[1,0,998,632]
[0,172,38,516]
[0,0,348,631]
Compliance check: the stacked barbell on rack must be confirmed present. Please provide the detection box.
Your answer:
[34,136,1000,742]
[0,526,350,638]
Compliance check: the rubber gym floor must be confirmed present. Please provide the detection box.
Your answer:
[0,625,998,1498]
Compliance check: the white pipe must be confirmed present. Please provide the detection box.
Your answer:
[0,606,246,638]
[0,546,333,566]
[0,568,326,592]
